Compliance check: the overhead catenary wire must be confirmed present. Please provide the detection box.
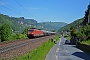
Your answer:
[0,0,39,21]
[0,1,26,17]
[0,0,32,19]
[0,4,22,16]
[15,0,34,18]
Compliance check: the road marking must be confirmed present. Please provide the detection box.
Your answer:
[59,38,61,45]
[55,38,61,60]
[56,48,59,52]
[55,55,58,60]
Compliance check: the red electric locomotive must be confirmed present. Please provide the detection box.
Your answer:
[27,28,44,38]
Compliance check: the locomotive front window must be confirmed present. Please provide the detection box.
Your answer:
[29,30,34,32]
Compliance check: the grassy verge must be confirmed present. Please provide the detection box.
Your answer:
[13,35,59,60]
[66,36,71,40]
[81,40,90,45]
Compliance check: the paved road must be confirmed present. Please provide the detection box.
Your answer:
[45,37,90,60]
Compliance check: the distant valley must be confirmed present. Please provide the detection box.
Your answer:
[0,14,68,33]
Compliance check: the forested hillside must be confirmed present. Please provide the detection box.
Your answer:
[59,18,84,32]
[0,14,37,33]
[0,14,68,33]
[38,22,67,31]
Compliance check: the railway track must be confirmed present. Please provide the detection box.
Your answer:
[0,35,55,60]
[0,36,47,54]
[0,36,51,54]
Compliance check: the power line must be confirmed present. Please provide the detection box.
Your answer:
[0,0,32,18]
[0,0,24,16]
[0,0,37,21]
[15,0,34,18]
[0,4,22,15]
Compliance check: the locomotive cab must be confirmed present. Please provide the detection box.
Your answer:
[27,29,34,38]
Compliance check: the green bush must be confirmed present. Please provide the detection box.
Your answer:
[19,34,28,39]
[81,40,90,45]
[8,33,28,41]
[12,33,27,40]
[0,24,12,42]
[0,24,28,42]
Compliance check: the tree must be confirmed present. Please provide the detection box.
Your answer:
[22,26,30,34]
[70,27,76,37]
[0,24,12,42]
[52,30,56,32]
[83,3,90,25]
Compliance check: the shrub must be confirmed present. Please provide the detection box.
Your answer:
[0,24,12,42]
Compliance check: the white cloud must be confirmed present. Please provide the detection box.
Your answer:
[29,7,49,10]
[30,7,40,10]
[0,1,9,6]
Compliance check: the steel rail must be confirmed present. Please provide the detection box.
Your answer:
[0,38,43,54]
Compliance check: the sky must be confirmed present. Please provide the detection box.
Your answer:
[0,0,90,24]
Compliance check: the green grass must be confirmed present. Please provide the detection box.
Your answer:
[66,36,71,40]
[13,35,59,60]
[81,40,90,45]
